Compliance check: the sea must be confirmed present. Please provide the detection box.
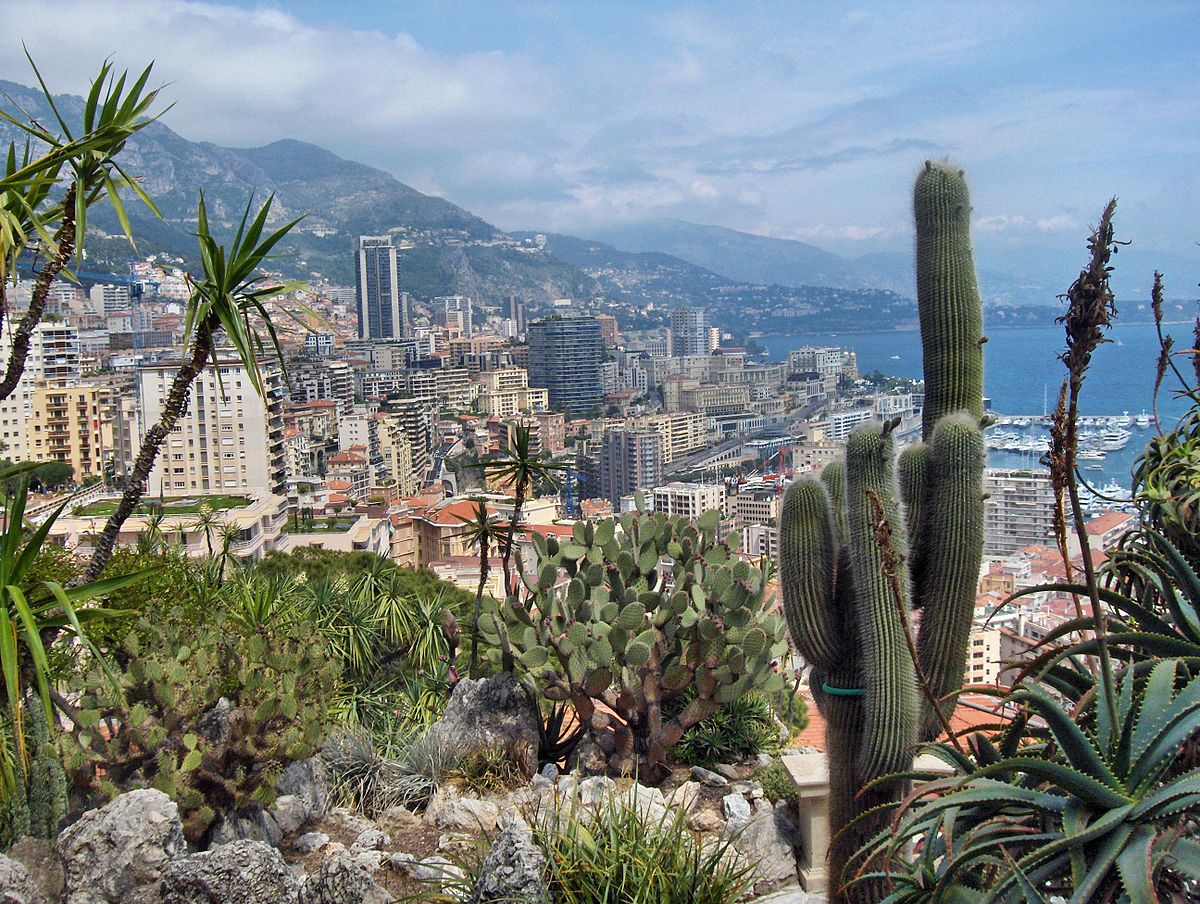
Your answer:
[758,321,1196,491]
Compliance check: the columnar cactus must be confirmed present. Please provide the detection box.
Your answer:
[781,161,987,902]
[480,500,787,779]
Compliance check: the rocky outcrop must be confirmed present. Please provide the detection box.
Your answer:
[56,789,186,904]
[161,839,300,904]
[724,800,800,894]
[299,849,393,904]
[0,854,47,904]
[5,839,62,904]
[426,674,539,776]
[468,819,547,904]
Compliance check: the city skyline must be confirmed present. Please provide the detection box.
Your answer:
[0,2,1196,297]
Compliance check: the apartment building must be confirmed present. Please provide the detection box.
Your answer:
[26,384,106,479]
[476,368,549,417]
[140,359,287,497]
[599,429,663,506]
[652,481,723,520]
[984,468,1055,554]
[0,322,81,461]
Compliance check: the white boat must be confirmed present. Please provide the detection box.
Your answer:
[1086,464,1104,472]
[1078,450,1105,461]
[1135,411,1151,429]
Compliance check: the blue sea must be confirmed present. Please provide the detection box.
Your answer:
[758,321,1195,489]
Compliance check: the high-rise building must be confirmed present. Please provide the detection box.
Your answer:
[289,359,355,417]
[437,296,473,337]
[528,317,603,416]
[303,333,336,358]
[356,236,407,340]
[670,307,711,357]
[0,322,81,461]
[599,429,662,506]
[140,359,287,497]
[984,468,1055,554]
[652,481,723,520]
[505,295,527,336]
[27,384,106,480]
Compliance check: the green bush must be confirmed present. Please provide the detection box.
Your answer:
[323,728,459,816]
[668,691,778,767]
[756,758,798,808]
[448,745,524,796]
[64,602,339,844]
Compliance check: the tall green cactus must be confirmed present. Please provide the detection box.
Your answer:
[780,161,987,903]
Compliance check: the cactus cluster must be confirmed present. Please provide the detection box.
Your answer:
[3,701,69,845]
[480,499,787,778]
[780,161,986,902]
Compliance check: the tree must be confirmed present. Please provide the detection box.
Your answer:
[478,425,564,594]
[30,462,72,491]
[83,195,300,581]
[189,502,220,559]
[453,499,506,679]
[0,58,163,404]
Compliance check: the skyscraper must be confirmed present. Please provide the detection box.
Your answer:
[505,295,527,336]
[356,236,407,340]
[670,306,712,357]
[527,317,603,415]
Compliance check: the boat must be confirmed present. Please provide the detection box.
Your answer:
[1135,410,1151,429]
[1078,450,1105,461]
[1086,464,1104,472]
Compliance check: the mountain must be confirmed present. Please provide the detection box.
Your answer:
[0,80,592,301]
[588,218,1066,306]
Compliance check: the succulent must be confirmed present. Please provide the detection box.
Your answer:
[479,501,787,779]
[2,701,68,845]
[780,161,987,903]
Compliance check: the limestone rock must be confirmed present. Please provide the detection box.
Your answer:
[426,673,538,776]
[576,776,615,808]
[161,839,300,904]
[299,849,393,904]
[6,838,62,904]
[294,833,330,855]
[209,805,282,849]
[351,828,391,853]
[715,764,741,781]
[565,736,607,775]
[468,819,547,904]
[0,854,47,904]
[690,766,729,788]
[665,781,701,815]
[271,795,309,836]
[621,783,667,822]
[426,794,500,833]
[56,789,186,904]
[278,757,331,825]
[722,792,752,823]
[724,802,799,894]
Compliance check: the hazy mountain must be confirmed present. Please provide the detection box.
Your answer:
[0,80,596,300]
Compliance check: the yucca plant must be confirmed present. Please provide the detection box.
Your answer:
[84,193,302,581]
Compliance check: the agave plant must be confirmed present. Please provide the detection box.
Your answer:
[854,662,1200,901]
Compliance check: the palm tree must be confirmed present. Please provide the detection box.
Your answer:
[478,425,565,594]
[454,499,506,678]
[214,523,242,584]
[189,502,220,559]
[83,194,301,582]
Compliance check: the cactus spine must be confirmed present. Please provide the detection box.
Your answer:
[780,161,987,903]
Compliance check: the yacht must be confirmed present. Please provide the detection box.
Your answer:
[1135,410,1152,429]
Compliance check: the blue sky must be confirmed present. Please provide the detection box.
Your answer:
[2,1,1197,295]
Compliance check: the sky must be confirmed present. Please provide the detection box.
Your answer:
[1,1,1198,295]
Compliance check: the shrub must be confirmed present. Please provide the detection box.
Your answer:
[756,758,798,808]
[448,745,524,796]
[64,603,338,844]
[323,728,460,816]
[669,691,778,767]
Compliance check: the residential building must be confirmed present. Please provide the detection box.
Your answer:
[27,384,106,480]
[528,317,604,415]
[965,626,1003,686]
[0,322,81,461]
[788,346,857,395]
[984,468,1056,554]
[652,482,723,520]
[476,367,549,417]
[356,235,407,340]
[596,314,620,346]
[140,358,287,497]
[437,295,473,337]
[303,333,336,358]
[599,429,662,506]
[670,307,712,357]
[505,295,527,337]
[828,407,874,443]
[289,359,355,416]
[89,283,130,316]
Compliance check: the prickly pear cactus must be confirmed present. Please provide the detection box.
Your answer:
[480,499,787,778]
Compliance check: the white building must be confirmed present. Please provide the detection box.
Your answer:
[0,322,81,461]
[651,481,724,520]
[140,359,287,497]
[984,468,1056,555]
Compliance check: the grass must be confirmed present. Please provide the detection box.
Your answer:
[74,494,252,517]
[289,519,359,533]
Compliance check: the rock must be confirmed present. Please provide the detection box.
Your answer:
[665,781,701,815]
[323,808,377,839]
[299,849,393,903]
[565,736,607,775]
[576,776,615,808]
[689,808,724,833]
[409,856,461,884]
[162,839,300,904]
[755,753,774,769]
[294,833,330,855]
[732,780,764,799]
[468,819,547,904]
[6,838,62,903]
[539,763,558,781]
[426,673,539,776]
[351,828,391,853]
[724,802,799,894]
[555,774,579,802]
[271,795,309,836]
[56,789,186,904]
[352,851,387,873]
[377,806,421,835]
[209,805,282,848]
[278,757,331,824]
[715,764,741,781]
[0,854,48,904]
[722,792,752,823]
[387,852,417,874]
[196,697,233,748]
[621,784,667,822]
[427,794,500,833]
[690,766,729,788]
[530,774,553,795]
